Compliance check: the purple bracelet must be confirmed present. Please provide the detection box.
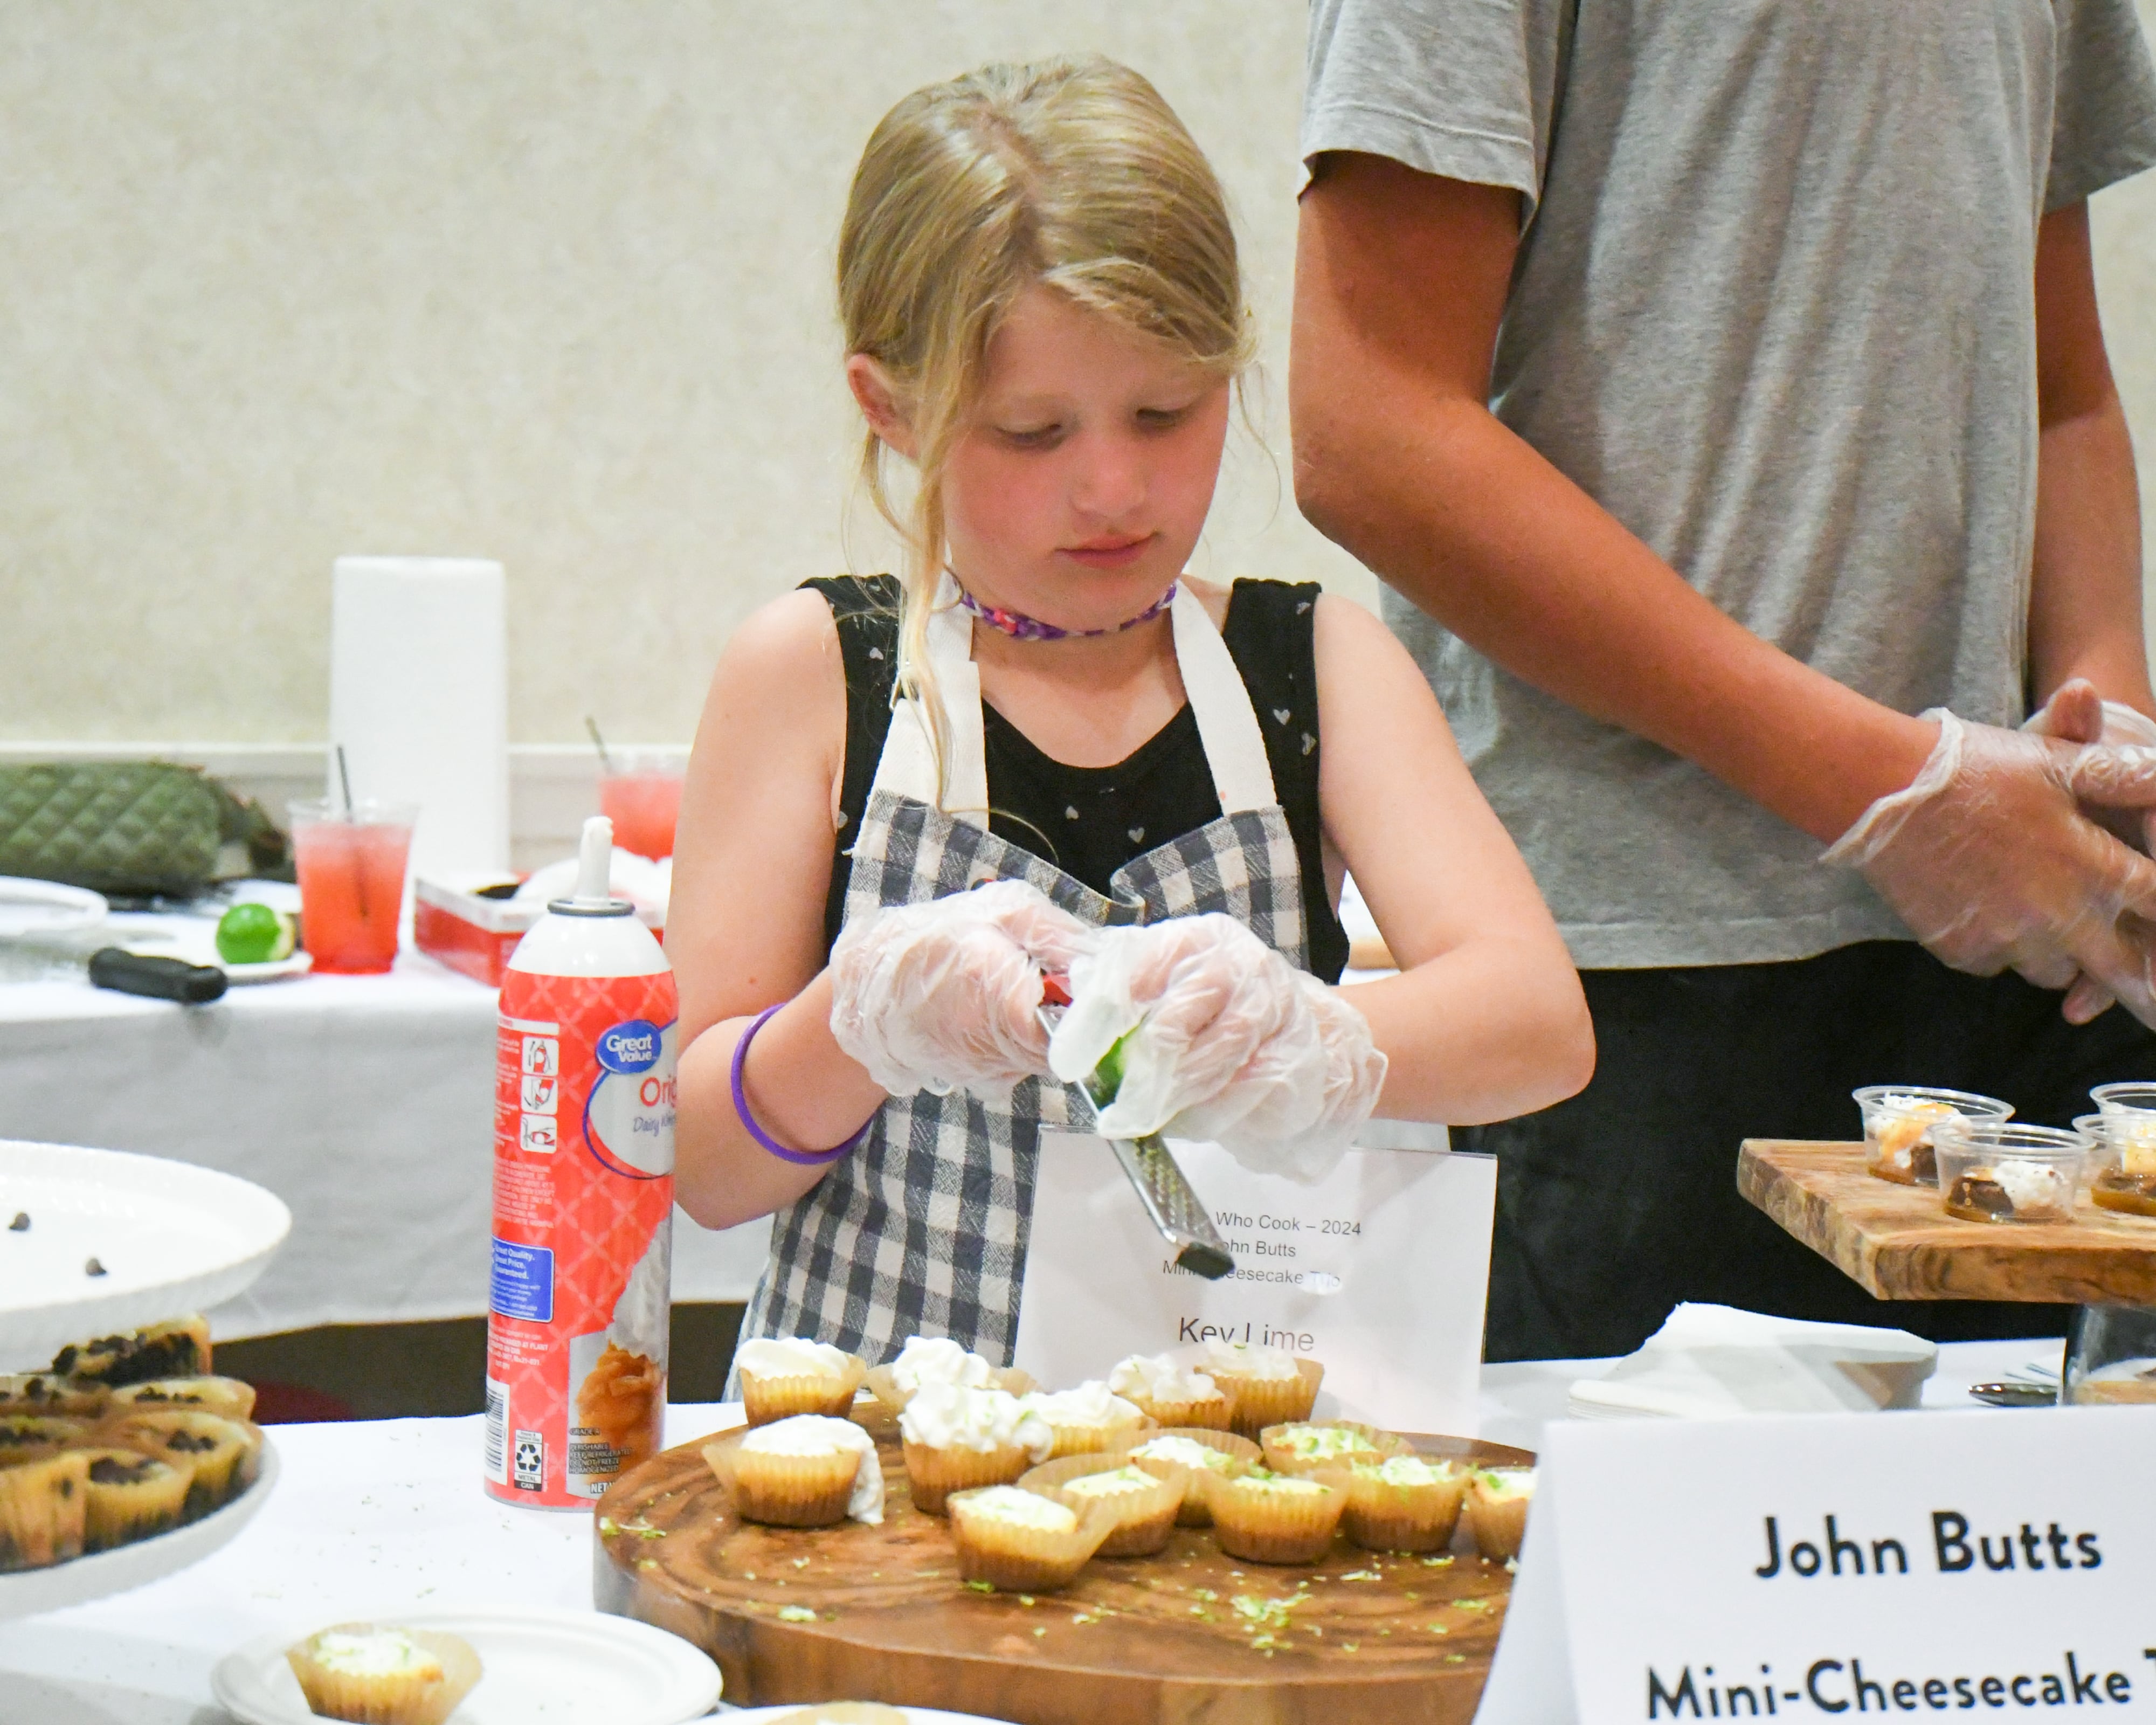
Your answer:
[733,1004,872,1166]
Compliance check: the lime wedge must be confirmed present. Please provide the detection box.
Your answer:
[215,902,294,965]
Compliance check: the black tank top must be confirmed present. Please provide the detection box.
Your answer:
[805,575,1349,984]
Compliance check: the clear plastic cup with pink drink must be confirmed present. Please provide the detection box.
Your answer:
[289,799,417,974]
[598,753,684,861]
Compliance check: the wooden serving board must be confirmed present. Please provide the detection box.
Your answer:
[594,1424,1531,1724]
[1739,1138,2156,1305]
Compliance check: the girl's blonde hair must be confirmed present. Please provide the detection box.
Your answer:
[838,55,1254,802]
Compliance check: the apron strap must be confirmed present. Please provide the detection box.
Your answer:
[868,594,990,829]
[867,578,1277,824]
[1171,585,1277,815]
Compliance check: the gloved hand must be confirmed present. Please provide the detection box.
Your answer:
[1047,913,1387,1183]
[2020,680,2156,1019]
[828,880,1096,1099]
[1822,708,2156,1026]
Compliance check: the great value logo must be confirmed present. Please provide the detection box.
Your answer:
[597,1019,663,1074]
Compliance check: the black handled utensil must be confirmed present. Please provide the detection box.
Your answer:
[86,948,227,1004]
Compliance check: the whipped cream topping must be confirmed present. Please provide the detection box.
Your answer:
[740,1416,883,1523]
[953,1485,1077,1533]
[1018,1381,1143,1430]
[1131,1434,1234,1472]
[1238,1469,1330,1496]
[899,1383,1054,1462]
[736,1338,854,1381]
[1274,1424,1378,1460]
[1107,1353,1219,1404]
[1202,1341,1300,1382]
[890,1335,994,1395]
[1477,1467,1537,1500]
[1989,1159,2070,1214]
[1061,1465,1160,1500]
[302,1629,444,1679]
[1359,1454,1453,1487]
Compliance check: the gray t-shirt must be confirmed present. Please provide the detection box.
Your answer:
[1304,0,2156,968]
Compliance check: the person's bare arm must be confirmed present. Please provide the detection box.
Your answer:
[2029,199,2153,720]
[1290,154,1939,846]
[668,590,887,1230]
[1315,596,1594,1122]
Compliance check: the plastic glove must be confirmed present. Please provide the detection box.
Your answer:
[828,879,1096,1099]
[2020,680,2156,1019]
[1047,914,1387,1183]
[1821,708,2156,1026]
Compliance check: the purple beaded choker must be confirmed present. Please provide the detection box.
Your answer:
[957,582,1177,642]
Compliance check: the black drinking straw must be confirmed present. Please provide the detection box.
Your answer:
[335,745,355,817]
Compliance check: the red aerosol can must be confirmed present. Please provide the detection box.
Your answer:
[485,815,674,1507]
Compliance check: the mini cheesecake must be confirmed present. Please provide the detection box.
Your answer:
[52,1316,211,1387]
[1466,1466,1536,1560]
[1105,1354,1232,1430]
[74,1447,190,1551]
[1201,1342,1324,1438]
[706,1414,883,1528]
[1020,1455,1182,1556]
[1260,1420,1408,1476]
[1342,1454,1468,1553]
[0,1447,88,1570]
[285,1623,482,1725]
[734,1338,867,1427]
[946,1484,1116,1591]
[98,1409,262,1520]
[108,1376,256,1422]
[1127,1429,1261,1526]
[0,1374,108,1420]
[1201,1466,1346,1564]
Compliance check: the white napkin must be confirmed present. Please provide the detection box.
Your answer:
[1567,1303,1937,1421]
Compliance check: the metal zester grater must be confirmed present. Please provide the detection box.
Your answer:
[1044,1006,1236,1280]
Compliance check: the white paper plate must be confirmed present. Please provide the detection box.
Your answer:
[214,1606,723,1725]
[0,1439,278,1619]
[0,878,106,940]
[724,1708,1016,1723]
[0,1141,291,1369]
[219,951,312,985]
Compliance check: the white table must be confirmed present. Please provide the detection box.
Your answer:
[0,1338,2061,1723]
[0,936,771,1343]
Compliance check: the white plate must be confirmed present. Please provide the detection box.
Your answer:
[214,1606,723,1725]
[724,1708,1017,1723]
[0,1439,278,1619]
[220,950,312,985]
[0,878,106,940]
[0,1140,291,1368]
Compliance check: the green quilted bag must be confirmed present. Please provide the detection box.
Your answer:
[0,762,291,897]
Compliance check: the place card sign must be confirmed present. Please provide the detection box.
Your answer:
[1477,1406,2156,1723]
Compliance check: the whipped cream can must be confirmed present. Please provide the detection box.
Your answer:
[486,816,674,1508]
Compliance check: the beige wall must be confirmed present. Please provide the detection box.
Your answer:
[4,2,2155,751]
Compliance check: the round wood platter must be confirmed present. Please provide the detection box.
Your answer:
[593,1417,1531,1724]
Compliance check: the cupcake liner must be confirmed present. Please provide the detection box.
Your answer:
[1342,1466,1467,1554]
[75,1446,190,1552]
[1038,1410,1150,1461]
[1218,1358,1325,1439]
[0,1414,88,1456]
[97,1410,262,1520]
[1261,1420,1409,1476]
[1467,1478,1532,1560]
[1123,1390,1233,1432]
[742,1355,867,1428]
[948,1488,1118,1591]
[902,1438,1032,1516]
[1126,1428,1261,1527]
[0,1448,88,1570]
[286,1623,483,1725]
[109,1376,257,1422]
[1202,1470,1346,1564]
[1020,1454,1183,1557]
[704,1436,862,1528]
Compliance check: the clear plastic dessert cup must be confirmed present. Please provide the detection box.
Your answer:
[2090,1082,2156,1118]
[2074,1113,2156,1219]
[1932,1121,2085,1225]
[1854,1086,2013,1187]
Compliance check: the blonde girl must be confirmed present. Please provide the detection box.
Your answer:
[667,56,1591,1365]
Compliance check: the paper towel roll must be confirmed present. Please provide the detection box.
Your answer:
[328,556,509,882]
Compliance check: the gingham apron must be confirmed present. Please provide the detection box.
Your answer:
[737,583,1310,1368]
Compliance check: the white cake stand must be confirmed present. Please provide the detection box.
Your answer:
[0,1139,291,1370]
[0,1440,280,1619]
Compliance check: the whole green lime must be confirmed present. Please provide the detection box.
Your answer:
[215,902,295,965]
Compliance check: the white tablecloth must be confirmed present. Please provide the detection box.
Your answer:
[0,943,772,1341]
[0,1338,2058,1724]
